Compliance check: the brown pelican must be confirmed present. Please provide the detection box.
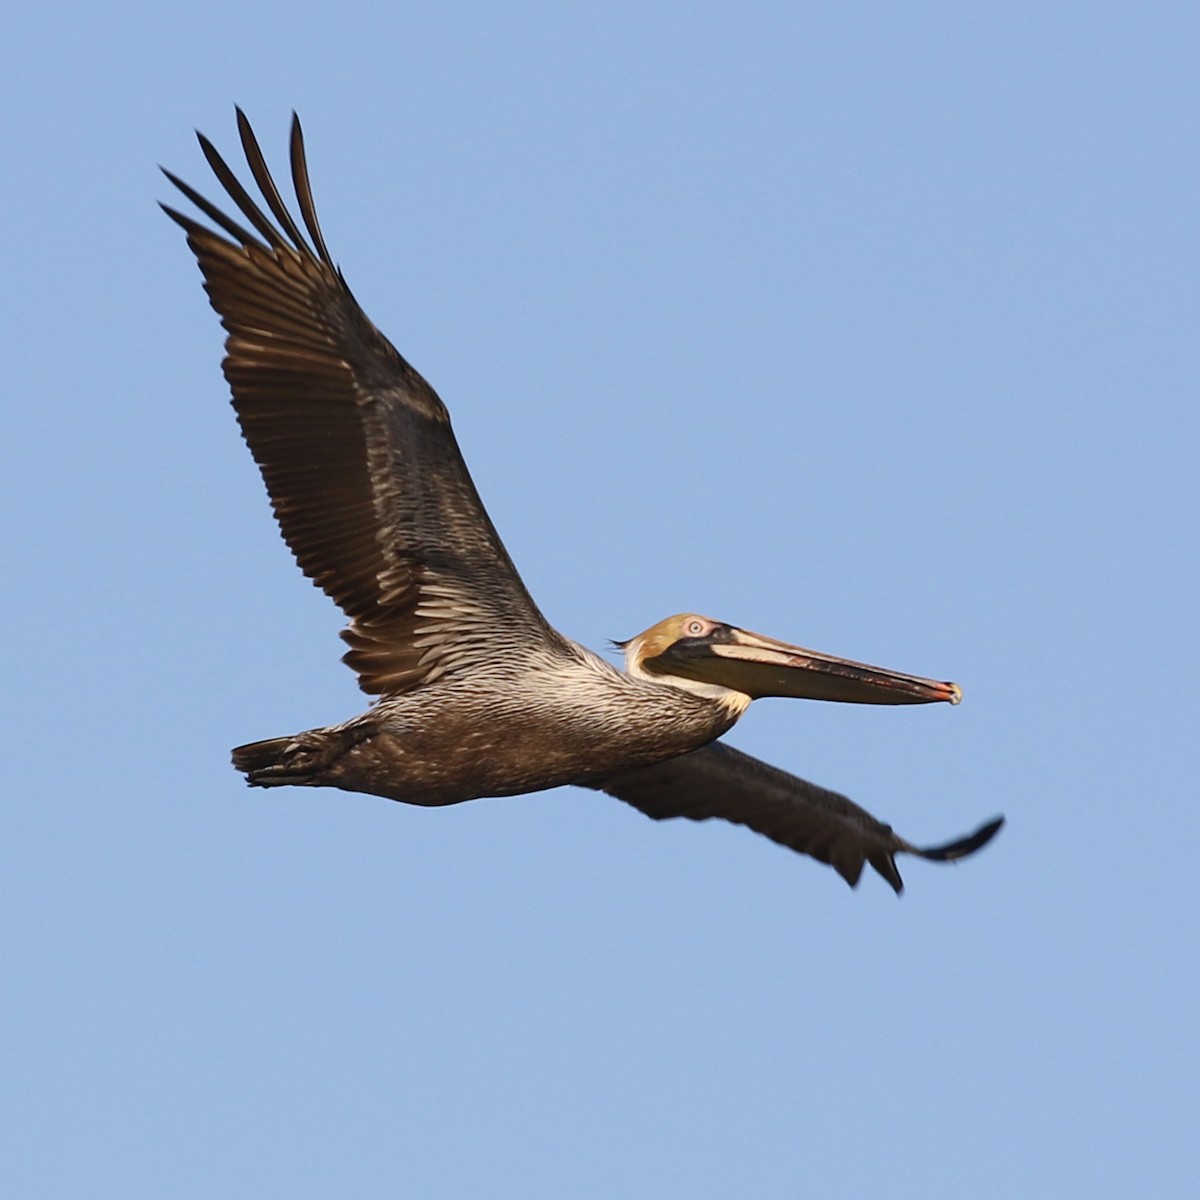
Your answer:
[162,111,1002,893]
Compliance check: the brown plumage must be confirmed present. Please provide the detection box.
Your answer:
[164,111,1002,892]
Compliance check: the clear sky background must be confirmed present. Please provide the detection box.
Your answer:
[4,3,1197,1197]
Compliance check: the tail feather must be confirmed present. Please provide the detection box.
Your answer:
[231,723,373,788]
[231,735,296,776]
[231,732,327,788]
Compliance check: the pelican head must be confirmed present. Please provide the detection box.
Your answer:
[621,614,962,707]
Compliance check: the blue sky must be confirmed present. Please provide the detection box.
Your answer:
[5,3,1198,1197]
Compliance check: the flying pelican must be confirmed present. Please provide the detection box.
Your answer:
[162,111,1002,893]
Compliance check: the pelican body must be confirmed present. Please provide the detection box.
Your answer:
[234,616,962,808]
[233,636,739,808]
[164,113,1002,892]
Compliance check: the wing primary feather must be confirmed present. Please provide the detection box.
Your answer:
[197,132,289,250]
[158,201,210,239]
[235,106,314,255]
[160,169,267,249]
[912,816,1005,862]
[289,113,335,268]
[867,853,903,894]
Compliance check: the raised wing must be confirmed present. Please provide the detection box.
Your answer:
[591,742,1003,892]
[162,110,564,695]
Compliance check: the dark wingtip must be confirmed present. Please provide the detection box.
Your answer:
[289,111,335,268]
[158,200,203,236]
[836,855,872,891]
[865,852,904,894]
[918,815,1005,863]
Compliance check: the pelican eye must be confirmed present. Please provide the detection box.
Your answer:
[683,618,707,637]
